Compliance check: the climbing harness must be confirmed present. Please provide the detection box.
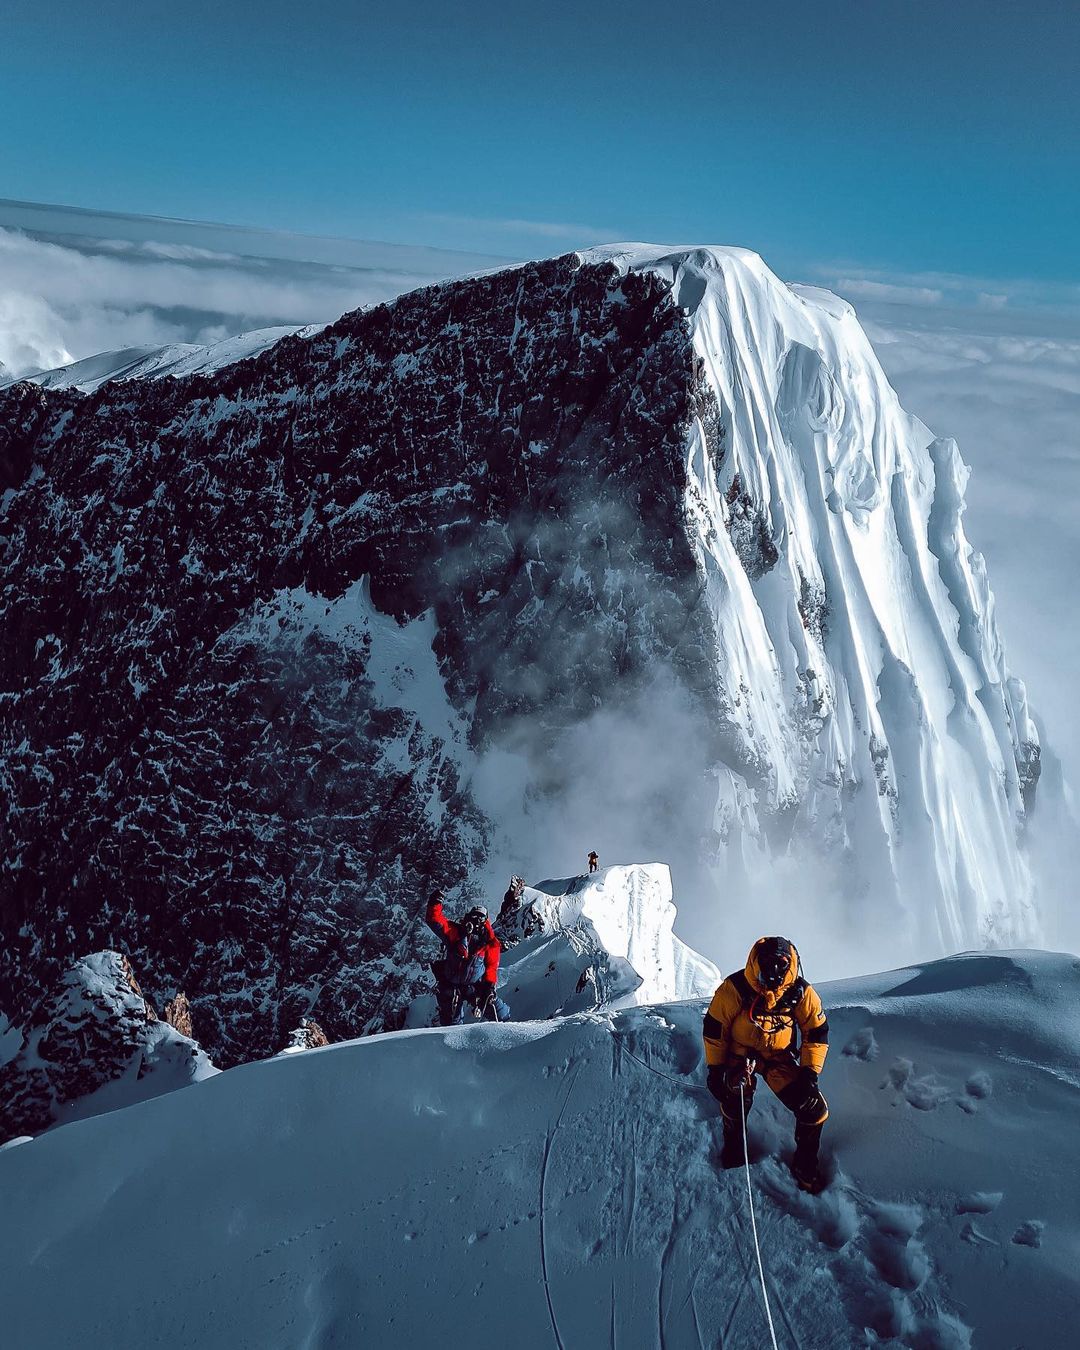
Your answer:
[740,1078,781,1350]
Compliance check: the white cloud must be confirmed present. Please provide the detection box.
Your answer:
[815,260,1080,329]
[0,210,503,379]
[868,314,1080,947]
[833,276,943,306]
[418,212,620,244]
[0,225,407,377]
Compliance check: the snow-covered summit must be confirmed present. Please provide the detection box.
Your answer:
[409,864,720,1028]
[578,242,1043,959]
[505,864,719,1009]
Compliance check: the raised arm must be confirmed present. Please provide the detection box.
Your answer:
[425,893,456,945]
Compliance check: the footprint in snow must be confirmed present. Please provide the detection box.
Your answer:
[762,1167,972,1345]
[756,1158,859,1251]
[957,1069,993,1114]
[956,1191,1003,1214]
[881,1057,951,1110]
[965,1070,992,1099]
[619,1016,700,1077]
[842,1026,878,1062]
[885,1058,914,1090]
[1011,1221,1044,1249]
[960,1220,998,1247]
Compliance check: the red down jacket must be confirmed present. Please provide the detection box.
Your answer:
[425,898,501,984]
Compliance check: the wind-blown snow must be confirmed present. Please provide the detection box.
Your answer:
[3,948,1077,1347]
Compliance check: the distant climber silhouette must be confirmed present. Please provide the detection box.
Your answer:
[588,851,599,874]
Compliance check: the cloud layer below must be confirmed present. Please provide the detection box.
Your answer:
[0,199,507,379]
[856,305,1080,949]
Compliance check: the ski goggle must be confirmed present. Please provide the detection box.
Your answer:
[758,960,788,989]
[753,937,795,988]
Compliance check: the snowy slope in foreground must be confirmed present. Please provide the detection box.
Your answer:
[0,325,318,392]
[3,952,1078,1348]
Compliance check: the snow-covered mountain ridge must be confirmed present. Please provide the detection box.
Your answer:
[2,948,1077,1348]
[0,243,1051,1063]
[0,324,318,393]
[585,246,1042,956]
[0,864,711,1138]
[407,864,719,1027]
[0,950,215,1138]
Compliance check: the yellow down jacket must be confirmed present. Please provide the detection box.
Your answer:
[702,938,829,1073]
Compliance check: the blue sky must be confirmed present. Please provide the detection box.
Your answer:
[2,0,1078,283]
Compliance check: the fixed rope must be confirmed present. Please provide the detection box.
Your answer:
[740,1078,781,1350]
[611,1033,781,1346]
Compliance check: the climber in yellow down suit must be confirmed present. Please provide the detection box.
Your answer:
[703,936,829,1193]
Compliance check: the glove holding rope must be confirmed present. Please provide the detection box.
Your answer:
[726,1056,756,1092]
[473,979,497,1013]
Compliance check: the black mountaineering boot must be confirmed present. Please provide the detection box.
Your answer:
[790,1121,825,1194]
[720,1118,747,1169]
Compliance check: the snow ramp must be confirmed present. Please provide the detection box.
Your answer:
[2,951,1079,1347]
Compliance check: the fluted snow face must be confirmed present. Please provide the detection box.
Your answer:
[591,245,1040,957]
[515,864,720,1013]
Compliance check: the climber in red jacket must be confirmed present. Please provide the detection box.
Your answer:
[425,892,510,1026]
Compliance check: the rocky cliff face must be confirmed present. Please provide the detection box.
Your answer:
[0,256,716,1063]
[0,246,1046,1064]
[0,951,214,1138]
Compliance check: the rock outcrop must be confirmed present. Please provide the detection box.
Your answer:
[0,951,215,1139]
[283,1019,330,1052]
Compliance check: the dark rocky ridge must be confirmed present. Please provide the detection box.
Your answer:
[0,950,212,1138]
[0,255,724,1064]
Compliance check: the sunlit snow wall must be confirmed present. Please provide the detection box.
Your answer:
[470,247,1047,982]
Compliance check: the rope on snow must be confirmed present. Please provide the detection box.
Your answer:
[740,1078,781,1350]
[611,1034,782,1347]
